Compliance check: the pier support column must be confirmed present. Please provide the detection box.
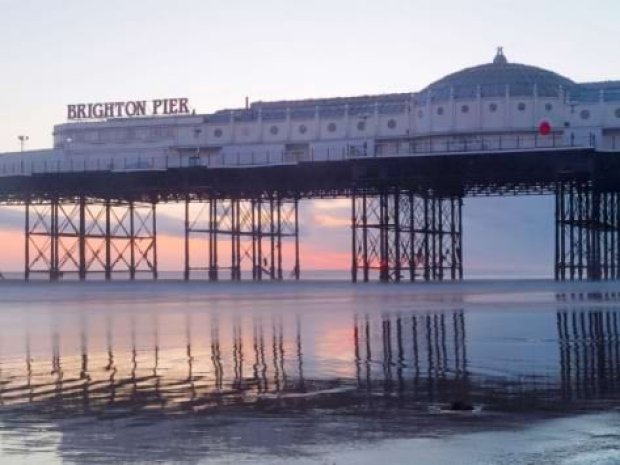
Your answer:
[25,197,158,280]
[351,190,462,282]
[184,195,300,281]
[555,182,619,281]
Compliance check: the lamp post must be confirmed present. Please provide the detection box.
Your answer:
[18,135,29,152]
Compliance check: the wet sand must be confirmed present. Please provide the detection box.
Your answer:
[0,279,618,464]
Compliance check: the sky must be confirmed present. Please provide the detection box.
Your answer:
[0,0,618,276]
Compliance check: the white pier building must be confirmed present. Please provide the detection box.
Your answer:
[2,49,619,174]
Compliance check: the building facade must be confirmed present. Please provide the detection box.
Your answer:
[5,48,620,170]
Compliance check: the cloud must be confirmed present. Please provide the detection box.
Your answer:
[312,198,350,211]
[312,211,351,228]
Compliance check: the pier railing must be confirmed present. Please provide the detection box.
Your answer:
[0,133,608,177]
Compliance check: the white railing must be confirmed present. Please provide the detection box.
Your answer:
[0,134,609,178]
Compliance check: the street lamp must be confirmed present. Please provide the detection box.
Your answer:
[17,135,29,152]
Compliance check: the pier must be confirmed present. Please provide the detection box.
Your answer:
[0,145,619,281]
[2,49,620,282]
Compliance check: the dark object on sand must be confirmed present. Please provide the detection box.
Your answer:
[448,401,474,411]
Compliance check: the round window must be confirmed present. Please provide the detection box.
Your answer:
[461,104,469,113]
[298,124,307,134]
[269,125,279,135]
[489,103,498,112]
[214,128,223,138]
[387,119,397,129]
[545,103,553,112]
[517,102,526,111]
[357,120,366,131]
[327,122,337,132]
[580,109,591,120]
[436,106,444,116]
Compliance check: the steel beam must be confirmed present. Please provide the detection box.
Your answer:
[184,195,300,281]
[25,197,157,280]
[352,189,463,282]
[555,182,620,281]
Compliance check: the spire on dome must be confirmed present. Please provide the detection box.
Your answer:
[493,47,508,65]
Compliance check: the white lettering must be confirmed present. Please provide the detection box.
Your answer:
[67,98,192,120]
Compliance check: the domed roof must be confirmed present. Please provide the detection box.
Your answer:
[419,48,575,102]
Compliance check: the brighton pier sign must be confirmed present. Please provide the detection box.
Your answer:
[67,98,190,120]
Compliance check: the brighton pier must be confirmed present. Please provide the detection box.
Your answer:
[1,49,620,282]
[66,98,192,120]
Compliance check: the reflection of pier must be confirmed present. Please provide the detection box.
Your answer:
[2,304,620,465]
[2,308,620,416]
[557,309,620,399]
[0,314,307,414]
[354,311,468,402]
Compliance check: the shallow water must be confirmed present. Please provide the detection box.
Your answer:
[0,279,619,464]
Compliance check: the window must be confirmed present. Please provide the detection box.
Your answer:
[270,125,279,135]
[489,103,498,112]
[517,102,526,111]
[298,124,308,134]
[545,103,553,112]
[615,108,620,119]
[214,128,223,138]
[327,122,337,132]
[461,104,469,113]
[387,119,397,129]
[417,109,424,118]
[357,120,366,131]
[580,109,591,120]
[436,106,444,116]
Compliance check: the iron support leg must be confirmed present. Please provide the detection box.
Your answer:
[351,191,463,282]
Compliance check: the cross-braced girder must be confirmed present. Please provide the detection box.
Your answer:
[25,197,157,280]
[351,190,462,282]
[555,182,620,280]
[184,196,300,281]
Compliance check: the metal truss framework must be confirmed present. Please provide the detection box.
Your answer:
[555,182,620,281]
[184,196,300,281]
[351,190,463,282]
[25,197,157,280]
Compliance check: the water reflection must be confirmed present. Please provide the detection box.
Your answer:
[353,313,469,405]
[557,309,620,400]
[1,309,619,416]
[0,293,620,464]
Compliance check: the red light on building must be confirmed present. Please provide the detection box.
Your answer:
[539,120,551,136]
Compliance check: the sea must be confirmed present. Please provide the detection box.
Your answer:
[0,276,618,464]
